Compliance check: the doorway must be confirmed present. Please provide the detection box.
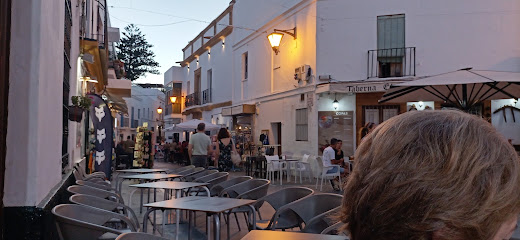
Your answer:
[271,122,282,155]
[194,68,201,104]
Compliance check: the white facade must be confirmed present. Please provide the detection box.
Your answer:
[174,0,520,157]
[163,66,186,142]
[116,85,165,143]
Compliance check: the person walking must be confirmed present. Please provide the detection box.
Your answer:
[188,123,212,167]
[214,128,236,171]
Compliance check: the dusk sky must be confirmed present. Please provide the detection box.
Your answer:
[107,0,232,84]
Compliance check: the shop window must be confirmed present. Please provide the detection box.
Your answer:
[296,108,308,141]
[362,105,400,126]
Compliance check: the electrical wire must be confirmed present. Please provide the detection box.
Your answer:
[110,15,192,27]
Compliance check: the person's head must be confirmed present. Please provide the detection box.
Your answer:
[217,128,230,140]
[197,123,205,132]
[330,138,338,147]
[364,122,376,131]
[341,110,520,240]
[335,139,343,149]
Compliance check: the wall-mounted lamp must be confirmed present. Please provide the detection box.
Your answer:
[222,39,225,47]
[79,76,98,83]
[157,107,163,114]
[332,93,339,110]
[267,27,297,55]
[170,96,177,103]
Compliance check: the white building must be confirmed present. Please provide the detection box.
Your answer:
[116,85,165,144]
[176,0,520,158]
[1,0,131,237]
[163,66,186,142]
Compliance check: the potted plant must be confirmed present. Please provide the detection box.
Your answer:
[69,96,91,122]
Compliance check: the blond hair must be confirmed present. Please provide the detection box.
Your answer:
[341,110,520,240]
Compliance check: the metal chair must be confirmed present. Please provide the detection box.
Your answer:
[220,179,271,232]
[67,185,125,204]
[184,169,218,182]
[74,163,107,180]
[254,187,314,230]
[167,165,194,174]
[209,176,252,197]
[320,221,350,238]
[315,156,342,191]
[194,172,229,187]
[73,169,109,185]
[178,167,205,180]
[52,204,136,240]
[271,193,343,233]
[69,194,140,231]
[115,232,168,240]
[76,180,119,194]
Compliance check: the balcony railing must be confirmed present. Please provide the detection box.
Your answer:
[367,47,416,79]
[202,89,212,104]
[185,92,201,108]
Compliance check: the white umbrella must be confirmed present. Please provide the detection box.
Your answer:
[379,68,520,110]
[166,119,222,132]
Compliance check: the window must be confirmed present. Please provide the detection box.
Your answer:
[62,0,73,173]
[296,108,308,141]
[172,83,182,113]
[377,14,405,78]
[242,52,248,80]
[131,107,135,127]
[138,109,141,119]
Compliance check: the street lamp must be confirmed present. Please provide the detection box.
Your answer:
[267,27,297,55]
[157,107,163,114]
[332,94,339,110]
[170,96,177,103]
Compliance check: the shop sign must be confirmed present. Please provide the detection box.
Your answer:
[338,83,393,93]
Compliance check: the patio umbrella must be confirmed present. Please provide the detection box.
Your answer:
[379,68,520,110]
[166,119,221,132]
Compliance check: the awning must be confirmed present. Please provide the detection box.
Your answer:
[222,104,256,116]
[104,91,128,114]
[81,39,108,92]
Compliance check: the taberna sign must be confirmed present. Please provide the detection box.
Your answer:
[334,82,393,93]
[88,94,113,179]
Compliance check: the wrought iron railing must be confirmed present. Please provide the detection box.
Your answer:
[185,92,201,108]
[367,47,416,79]
[202,89,212,104]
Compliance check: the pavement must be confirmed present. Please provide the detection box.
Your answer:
[114,160,341,240]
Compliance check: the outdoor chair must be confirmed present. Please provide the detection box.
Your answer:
[52,204,137,240]
[74,163,107,180]
[315,156,342,191]
[67,185,125,204]
[290,154,313,183]
[183,169,218,182]
[194,172,229,188]
[220,179,270,232]
[69,194,140,231]
[254,187,314,230]
[166,165,194,174]
[76,180,119,194]
[73,168,109,185]
[208,176,252,197]
[271,193,343,233]
[178,167,205,180]
[320,221,350,238]
[265,155,288,183]
[115,232,168,240]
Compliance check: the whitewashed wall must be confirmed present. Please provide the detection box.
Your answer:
[5,0,64,206]
[316,0,520,81]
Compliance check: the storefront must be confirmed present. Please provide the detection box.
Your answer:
[222,104,256,156]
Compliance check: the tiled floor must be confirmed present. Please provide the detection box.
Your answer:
[114,160,341,239]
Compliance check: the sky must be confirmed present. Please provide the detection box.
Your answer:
[107,0,232,84]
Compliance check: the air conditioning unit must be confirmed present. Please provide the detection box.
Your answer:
[294,65,311,82]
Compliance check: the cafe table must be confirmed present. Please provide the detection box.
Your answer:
[120,173,182,213]
[115,168,169,192]
[130,181,211,234]
[143,196,256,240]
[241,230,349,240]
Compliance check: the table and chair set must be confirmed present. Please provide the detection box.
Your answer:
[51,161,348,239]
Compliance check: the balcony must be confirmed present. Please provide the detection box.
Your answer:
[185,92,201,108]
[202,89,212,104]
[367,47,416,79]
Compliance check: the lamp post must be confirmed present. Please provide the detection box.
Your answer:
[157,107,163,145]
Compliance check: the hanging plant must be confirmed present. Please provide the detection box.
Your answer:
[69,96,92,122]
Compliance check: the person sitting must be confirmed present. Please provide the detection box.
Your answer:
[322,138,344,191]
[340,110,520,240]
